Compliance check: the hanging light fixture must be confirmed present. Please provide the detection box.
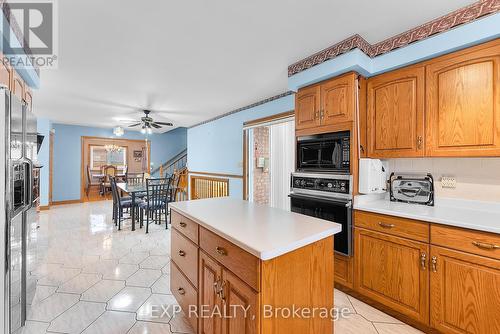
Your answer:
[113,126,124,137]
[104,144,122,152]
[140,126,146,134]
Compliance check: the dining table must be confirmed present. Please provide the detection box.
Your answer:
[116,182,147,231]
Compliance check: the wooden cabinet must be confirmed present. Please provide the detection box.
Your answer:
[12,71,25,100]
[24,88,33,111]
[430,246,500,334]
[221,270,259,334]
[295,72,357,134]
[172,208,334,334]
[295,85,320,131]
[321,73,354,125]
[367,66,425,158]
[199,251,223,334]
[426,41,500,157]
[354,227,430,324]
[0,56,12,89]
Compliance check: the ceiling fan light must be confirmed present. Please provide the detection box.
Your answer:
[140,127,146,134]
[146,127,152,135]
[113,126,124,137]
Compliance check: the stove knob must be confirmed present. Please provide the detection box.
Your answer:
[341,186,346,192]
[341,182,346,187]
[295,180,300,186]
[327,183,333,188]
[300,180,306,186]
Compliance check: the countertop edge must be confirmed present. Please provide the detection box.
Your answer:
[170,206,341,260]
[353,204,500,235]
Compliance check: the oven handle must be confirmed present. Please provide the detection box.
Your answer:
[289,193,351,207]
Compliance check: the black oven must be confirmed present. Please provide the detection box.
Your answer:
[297,131,350,173]
[290,173,352,256]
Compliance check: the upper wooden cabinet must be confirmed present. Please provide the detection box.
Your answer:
[367,66,425,158]
[0,56,12,89]
[426,41,500,157]
[25,87,33,111]
[295,85,320,131]
[321,73,355,125]
[296,72,356,133]
[12,71,25,100]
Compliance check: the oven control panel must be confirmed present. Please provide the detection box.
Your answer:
[291,175,350,194]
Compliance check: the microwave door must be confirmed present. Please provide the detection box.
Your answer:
[300,144,321,168]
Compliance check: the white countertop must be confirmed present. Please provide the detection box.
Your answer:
[354,194,500,234]
[169,197,342,260]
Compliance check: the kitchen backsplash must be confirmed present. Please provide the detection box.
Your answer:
[385,158,500,202]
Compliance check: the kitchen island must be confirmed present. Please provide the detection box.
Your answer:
[169,197,342,334]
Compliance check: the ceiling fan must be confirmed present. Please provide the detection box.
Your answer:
[128,110,173,134]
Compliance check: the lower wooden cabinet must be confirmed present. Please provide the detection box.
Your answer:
[430,246,500,334]
[354,227,430,324]
[221,269,259,334]
[199,251,223,334]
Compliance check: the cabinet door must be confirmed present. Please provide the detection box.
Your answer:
[320,73,354,125]
[199,251,223,334]
[367,66,425,158]
[354,228,429,324]
[0,56,12,89]
[430,246,500,334]
[12,71,25,100]
[221,269,259,334]
[295,85,320,131]
[25,87,33,112]
[426,41,500,156]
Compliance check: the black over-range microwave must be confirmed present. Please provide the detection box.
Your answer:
[296,131,350,173]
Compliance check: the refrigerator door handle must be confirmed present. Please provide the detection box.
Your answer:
[24,158,33,210]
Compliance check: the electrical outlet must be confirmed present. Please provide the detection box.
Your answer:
[441,176,456,189]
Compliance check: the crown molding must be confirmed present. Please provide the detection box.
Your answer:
[288,0,500,76]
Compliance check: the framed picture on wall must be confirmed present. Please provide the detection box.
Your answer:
[133,150,143,162]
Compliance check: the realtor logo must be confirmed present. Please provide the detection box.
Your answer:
[2,0,58,69]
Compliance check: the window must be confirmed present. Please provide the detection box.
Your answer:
[90,145,127,170]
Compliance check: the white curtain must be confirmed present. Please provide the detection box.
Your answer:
[269,120,295,211]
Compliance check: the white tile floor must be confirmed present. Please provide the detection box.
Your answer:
[16,201,422,334]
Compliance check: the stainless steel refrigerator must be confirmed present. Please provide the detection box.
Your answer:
[2,86,39,333]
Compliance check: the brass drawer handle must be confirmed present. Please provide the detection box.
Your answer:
[378,222,395,229]
[179,222,187,228]
[472,241,500,250]
[178,287,185,295]
[178,250,186,257]
[216,246,227,256]
[431,256,437,273]
[417,135,423,149]
[420,252,427,271]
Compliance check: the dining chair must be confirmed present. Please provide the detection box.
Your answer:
[101,165,117,196]
[139,177,171,233]
[86,166,100,197]
[110,177,137,230]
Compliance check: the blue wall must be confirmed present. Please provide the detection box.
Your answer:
[52,124,187,202]
[187,94,294,198]
[36,118,52,206]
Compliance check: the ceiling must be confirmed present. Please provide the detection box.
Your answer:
[34,0,476,132]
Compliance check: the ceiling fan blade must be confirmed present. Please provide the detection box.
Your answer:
[128,123,141,127]
[150,123,162,129]
[154,121,173,126]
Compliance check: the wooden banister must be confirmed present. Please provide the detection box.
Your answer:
[190,175,229,200]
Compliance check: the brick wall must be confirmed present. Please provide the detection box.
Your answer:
[253,127,270,205]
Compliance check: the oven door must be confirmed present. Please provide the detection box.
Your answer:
[290,193,352,256]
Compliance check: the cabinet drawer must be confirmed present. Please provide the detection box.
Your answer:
[431,224,500,260]
[171,210,199,244]
[171,262,198,333]
[171,228,199,287]
[355,210,429,242]
[199,227,260,291]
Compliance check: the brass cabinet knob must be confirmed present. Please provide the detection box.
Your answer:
[420,252,427,270]
[431,256,438,273]
[179,222,187,228]
[178,250,186,257]
[178,287,185,295]
[216,246,227,256]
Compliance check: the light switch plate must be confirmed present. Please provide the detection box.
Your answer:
[441,176,456,189]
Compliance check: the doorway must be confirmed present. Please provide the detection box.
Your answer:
[243,112,295,210]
